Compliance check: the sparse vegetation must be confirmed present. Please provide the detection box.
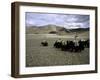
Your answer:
[26,32,89,67]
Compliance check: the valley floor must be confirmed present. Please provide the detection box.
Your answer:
[26,34,89,67]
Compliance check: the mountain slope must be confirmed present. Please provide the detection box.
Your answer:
[26,25,89,35]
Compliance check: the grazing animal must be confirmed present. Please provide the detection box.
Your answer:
[54,39,62,48]
[41,40,48,46]
[78,40,85,51]
[84,39,89,48]
[61,41,67,51]
[53,39,90,52]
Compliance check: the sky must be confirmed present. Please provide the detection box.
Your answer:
[25,12,90,29]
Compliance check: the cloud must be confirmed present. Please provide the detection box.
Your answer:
[25,12,89,29]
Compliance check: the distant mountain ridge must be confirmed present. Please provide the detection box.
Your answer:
[26,24,89,35]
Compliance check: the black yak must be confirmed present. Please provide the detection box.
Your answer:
[41,40,48,46]
[54,39,62,48]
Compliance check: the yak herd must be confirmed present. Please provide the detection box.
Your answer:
[41,39,89,52]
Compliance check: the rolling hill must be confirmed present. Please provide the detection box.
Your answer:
[26,24,89,35]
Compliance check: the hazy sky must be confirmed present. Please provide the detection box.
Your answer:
[25,12,90,29]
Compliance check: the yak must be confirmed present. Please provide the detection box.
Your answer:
[41,40,48,46]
